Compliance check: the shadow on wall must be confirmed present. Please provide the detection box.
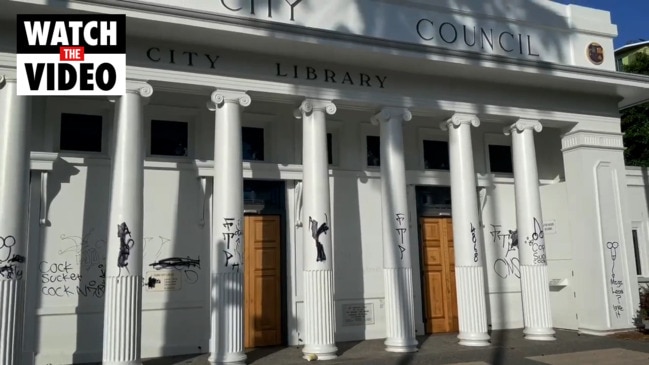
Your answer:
[73,159,111,363]
[332,169,366,349]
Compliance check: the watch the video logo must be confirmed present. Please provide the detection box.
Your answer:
[16,14,125,95]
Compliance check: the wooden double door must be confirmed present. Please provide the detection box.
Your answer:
[420,217,459,334]
[243,215,283,348]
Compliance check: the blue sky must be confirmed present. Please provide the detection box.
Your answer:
[554,0,648,49]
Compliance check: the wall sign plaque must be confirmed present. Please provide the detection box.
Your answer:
[342,303,375,326]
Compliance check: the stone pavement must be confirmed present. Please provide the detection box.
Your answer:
[141,329,649,365]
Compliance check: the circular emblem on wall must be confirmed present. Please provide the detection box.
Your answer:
[587,42,604,65]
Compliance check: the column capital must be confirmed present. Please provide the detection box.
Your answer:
[108,80,153,103]
[0,69,19,89]
[207,89,251,111]
[504,119,543,135]
[440,113,480,131]
[370,107,412,125]
[293,99,336,119]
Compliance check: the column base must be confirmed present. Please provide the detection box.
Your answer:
[457,332,491,347]
[384,338,418,353]
[103,361,142,365]
[302,344,338,361]
[520,265,555,342]
[523,327,556,341]
[0,279,24,365]
[455,266,490,347]
[383,268,418,353]
[208,352,247,365]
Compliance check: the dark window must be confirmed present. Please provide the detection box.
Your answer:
[151,120,188,156]
[423,140,449,170]
[327,133,333,165]
[633,229,642,275]
[60,113,103,152]
[489,145,513,173]
[242,127,264,161]
[367,135,380,167]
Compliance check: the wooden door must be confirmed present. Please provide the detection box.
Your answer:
[420,217,459,334]
[244,215,282,348]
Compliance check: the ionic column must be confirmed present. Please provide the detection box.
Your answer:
[440,114,490,346]
[206,90,250,365]
[0,74,31,365]
[294,99,338,361]
[102,81,152,365]
[504,119,555,341]
[371,108,417,353]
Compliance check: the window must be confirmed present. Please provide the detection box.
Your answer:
[242,127,264,161]
[423,140,449,170]
[59,113,103,152]
[489,145,513,173]
[366,135,380,167]
[633,229,642,275]
[327,133,333,165]
[151,120,188,156]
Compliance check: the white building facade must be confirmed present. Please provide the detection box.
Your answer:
[1,0,649,364]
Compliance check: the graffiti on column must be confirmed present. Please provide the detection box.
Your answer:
[524,218,546,265]
[117,222,135,274]
[490,225,520,279]
[470,223,479,263]
[395,213,407,260]
[0,235,25,279]
[607,241,624,318]
[309,215,329,262]
[222,218,242,271]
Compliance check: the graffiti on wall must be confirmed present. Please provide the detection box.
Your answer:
[0,235,25,280]
[490,224,520,279]
[309,215,329,262]
[43,230,202,300]
[43,231,108,299]
[395,213,407,260]
[606,241,625,318]
[222,218,242,271]
[148,256,201,286]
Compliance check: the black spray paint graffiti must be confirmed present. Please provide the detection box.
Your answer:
[147,276,161,289]
[309,215,329,262]
[149,256,201,286]
[490,225,520,279]
[0,235,25,280]
[607,241,624,318]
[117,222,135,273]
[222,218,242,271]
[395,213,407,260]
[76,264,106,298]
[523,218,546,265]
[39,259,106,298]
[470,223,478,263]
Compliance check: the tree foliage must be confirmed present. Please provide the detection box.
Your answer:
[621,52,649,167]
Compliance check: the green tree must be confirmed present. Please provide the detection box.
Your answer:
[621,52,649,166]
